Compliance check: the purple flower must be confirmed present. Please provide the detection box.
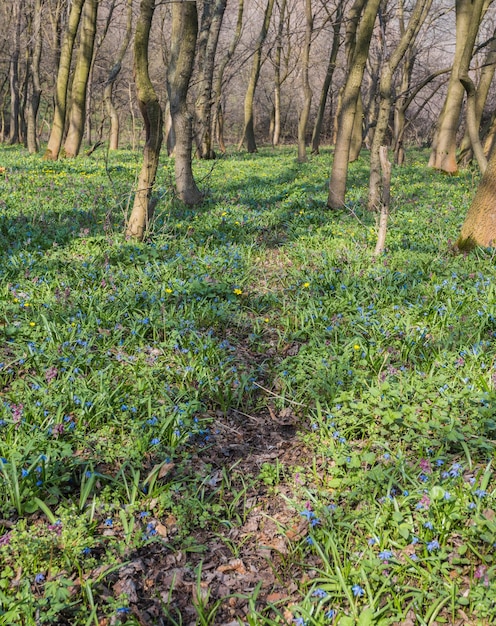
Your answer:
[34,573,45,584]
[0,532,11,546]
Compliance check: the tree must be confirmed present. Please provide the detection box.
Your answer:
[297,0,313,162]
[126,0,163,240]
[368,0,432,211]
[167,0,202,204]
[458,144,496,248]
[25,0,43,153]
[195,0,227,159]
[64,0,99,158]
[239,0,275,152]
[45,0,85,160]
[8,0,22,145]
[327,0,381,209]
[428,0,489,173]
[310,0,344,155]
[104,0,134,151]
[212,0,244,153]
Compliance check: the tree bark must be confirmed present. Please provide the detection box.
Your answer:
[64,0,98,158]
[126,0,163,240]
[327,0,381,209]
[8,0,22,145]
[212,0,243,153]
[26,0,43,153]
[45,0,85,160]
[195,0,227,159]
[297,0,313,162]
[458,144,496,248]
[240,0,275,153]
[428,0,488,173]
[272,0,287,147]
[368,0,432,210]
[458,25,496,165]
[167,0,202,205]
[104,0,133,151]
[311,0,343,154]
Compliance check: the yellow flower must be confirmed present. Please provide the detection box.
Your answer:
[24,302,30,308]
[264,318,269,323]
[13,297,19,303]
[29,322,36,327]
[303,282,310,288]
[221,211,227,217]
[233,288,243,295]
[165,288,173,294]
[353,344,360,351]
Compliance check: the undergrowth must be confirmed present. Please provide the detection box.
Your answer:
[0,144,494,625]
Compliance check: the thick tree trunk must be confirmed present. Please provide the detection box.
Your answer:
[195,0,227,159]
[26,0,43,154]
[311,0,343,154]
[64,0,98,158]
[45,0,85,160]
[104,0,133,151]
[428,0,487,173]
[458,145,496,248]
[297,0,313,162]
[327,0,381,209]
[126,0,163,240]
[167,0,202,205]
[240,0,275,153]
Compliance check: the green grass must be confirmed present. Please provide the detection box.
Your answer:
[0,144,495,624]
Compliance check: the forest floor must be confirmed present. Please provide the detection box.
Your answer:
[1,145,496,625]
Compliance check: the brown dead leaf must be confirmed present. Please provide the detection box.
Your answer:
[285,518,309,541]
[154,522,168,538]
[158,462,175,479]
[217,559,246,575]
[483,508,495,521]
[266,592,287,603]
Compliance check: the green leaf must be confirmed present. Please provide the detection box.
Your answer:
[430,485,445,501]
[399,524,410,539]
[357,608,375,626]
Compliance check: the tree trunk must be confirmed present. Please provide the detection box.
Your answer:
[126,0,163,240]
[26,0,43,153]
[327,0,381,209]
[458,144,496,248]
[311,0,343,154]
[167,0,202,205]
[368,0,432,210]
[195,0,227,159]
[428,0,488,173]
[272,0,286,147]
[212,0,243,153]
[297,0,313,163]
[240,0,275,152]
[64,0,98,158]
[9,0,22,145]
[45,0,85,160]
[458,26,496,165]
[104,0,133,151]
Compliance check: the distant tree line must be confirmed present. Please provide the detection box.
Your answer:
[1,0,496,246]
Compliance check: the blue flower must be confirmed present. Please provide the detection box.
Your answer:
[423,521,434,530]
[378,550,393,561]
[474,489,487,498]
[34,573,45,583]
[325,609,336,619]
[312,588,327,598]
[352,584,365,597]
[293,618,307,626]
[104,518,113,527]
[427,539,440,552]
[150,437,160,446]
